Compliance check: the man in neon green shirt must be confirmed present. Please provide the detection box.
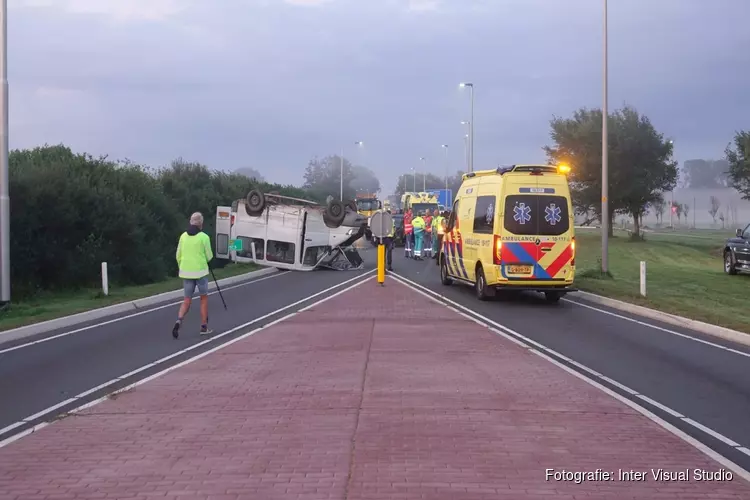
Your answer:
[172,212,214,338]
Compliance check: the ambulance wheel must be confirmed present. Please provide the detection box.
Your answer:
[474,265,495,301]
[545,291,564,303]
[324,200,346,227]
[245,189,265,216]
[440,255,453,286]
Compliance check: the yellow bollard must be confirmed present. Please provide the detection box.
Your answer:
[377,242,385,285]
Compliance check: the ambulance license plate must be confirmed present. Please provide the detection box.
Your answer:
[506,265,532,274]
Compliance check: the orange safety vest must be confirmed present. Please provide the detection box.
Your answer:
[424,215,433,232]
[404,214,413,234]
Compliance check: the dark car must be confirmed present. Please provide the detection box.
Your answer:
[724,223,750,274]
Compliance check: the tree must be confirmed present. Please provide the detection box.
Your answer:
[709,195,720,224]
[302,155,379,201]
[682,159,730,188]
[393,170,465,199]
[652,197,666,224]
[235,167,264,182]
[349,165,381,194]
[396,172,438,194]
[726,130,750,200]
[544,105,678,236]
[673,202,683,223]
[9,144,322,298]
[728,199,739,226]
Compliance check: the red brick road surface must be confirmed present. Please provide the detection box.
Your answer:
[2,276,750,499]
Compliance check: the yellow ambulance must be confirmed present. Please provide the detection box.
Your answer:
[439,164,577,302]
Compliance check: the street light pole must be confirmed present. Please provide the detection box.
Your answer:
[441,144,448,193]
[459,83,474,172]
[0,0,9,303]
[411,166,416,192]
[340,141,363,201]
[419,157,426,191]
[340,147,344,201]
[600,0,609,274]
[461,122,470,172]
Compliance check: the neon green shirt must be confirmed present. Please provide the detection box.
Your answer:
[176,229,213,279]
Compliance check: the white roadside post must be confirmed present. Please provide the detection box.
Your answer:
[101,262,109,296]
[640,261,646,297]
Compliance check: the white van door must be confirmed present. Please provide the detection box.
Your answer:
[301,210,331,266]
[215,206,232,259]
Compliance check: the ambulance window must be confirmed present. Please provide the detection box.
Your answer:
[447,200,459,230]
[473,195,496,234]
[504,195,537,235]
[503,195,569,236]
[537,196,569,236]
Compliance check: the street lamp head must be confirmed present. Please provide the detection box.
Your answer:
[355,141,363,146]
[459,82,473,88]
[441,144,448,148]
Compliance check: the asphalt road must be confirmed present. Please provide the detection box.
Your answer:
[4,243,750,473]
[0,264,376,442]
[390,250,750,471]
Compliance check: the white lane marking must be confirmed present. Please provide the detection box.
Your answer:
[0,271,290,356]
[391,273,750,480]
[564,297,750,359]
[0,270,375,446]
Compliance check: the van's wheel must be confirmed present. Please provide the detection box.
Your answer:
[324,200,346,227]
[440,255,453,286]
[545,291,564,303]
[724,250,737,275]
[475,265,494,301]
[245,189,265,216]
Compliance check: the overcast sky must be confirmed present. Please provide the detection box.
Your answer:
[9,0,750,194]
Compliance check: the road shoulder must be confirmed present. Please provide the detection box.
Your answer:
[569,290,750,348]
[0,267,277,345]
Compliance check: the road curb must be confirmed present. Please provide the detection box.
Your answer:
[0,267,278,344]
[572,290,750,348]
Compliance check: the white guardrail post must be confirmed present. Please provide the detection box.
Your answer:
[101,262,109,296]
[640,261,646,297]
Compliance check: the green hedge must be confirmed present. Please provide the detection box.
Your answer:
[9,145,318,298]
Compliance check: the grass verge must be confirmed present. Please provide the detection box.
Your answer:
[0,262,261,332]
[574,229,750,333]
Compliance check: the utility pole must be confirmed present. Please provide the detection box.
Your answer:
[600,0,609,274]
[459,83,474,172]
[340,141,363,201]
[339,147,344,201]
[0,0,9,304]
[442,144,449,193]
[420,157,426,191]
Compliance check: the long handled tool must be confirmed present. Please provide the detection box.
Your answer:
[209,265,228,310]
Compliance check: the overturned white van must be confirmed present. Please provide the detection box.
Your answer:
[215,190,368,271]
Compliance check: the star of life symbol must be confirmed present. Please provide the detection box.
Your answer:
[513,202,531,224]
[485,202,494,224]
[545,203,562,225]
